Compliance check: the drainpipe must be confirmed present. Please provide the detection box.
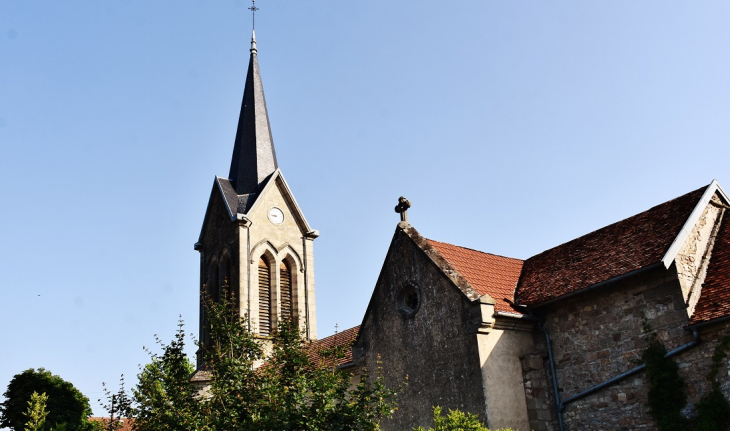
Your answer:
[560,329,700,411]
[246,220,252,331]
[302,230,319,340]
[302,235,310,340]
[236,215,253,331]
[536,319,700,431]
[538,321,565,431]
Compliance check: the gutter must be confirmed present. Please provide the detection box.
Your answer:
[529,262,663,309]
[336,361,355,370]
[494,311,536,320]
[687,314,730,331]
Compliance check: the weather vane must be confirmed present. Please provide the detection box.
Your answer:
[249,0,259,30]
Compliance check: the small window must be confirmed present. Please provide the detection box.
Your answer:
[396,284,421,318]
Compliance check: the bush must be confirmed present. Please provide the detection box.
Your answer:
[413,406,514,431]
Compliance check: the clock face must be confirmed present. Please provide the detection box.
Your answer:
[268,207,284,225]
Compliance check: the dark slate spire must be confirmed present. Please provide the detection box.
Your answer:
[228,30,278,195]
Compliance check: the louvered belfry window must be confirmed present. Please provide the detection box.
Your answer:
[258,258,271,336]
[280,262,293,321]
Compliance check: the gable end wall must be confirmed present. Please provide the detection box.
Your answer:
[354,227,486,431]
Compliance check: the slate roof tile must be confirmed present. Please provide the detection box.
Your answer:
[217,177,241,216]
[514,185,708,306]
[690,214,730,324]
[426,239,524,313]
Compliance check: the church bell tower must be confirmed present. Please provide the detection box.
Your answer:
[194,32,318,366]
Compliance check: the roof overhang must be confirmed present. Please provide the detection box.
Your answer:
[662,180,729,268]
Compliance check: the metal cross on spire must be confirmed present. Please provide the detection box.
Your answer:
[249,0,259,30]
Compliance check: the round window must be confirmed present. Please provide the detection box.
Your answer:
[396,284,421,318]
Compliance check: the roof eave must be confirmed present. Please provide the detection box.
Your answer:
[216,176,237,220]
[196,178,235,246]
[400,222,485,302]
[526,261,664,308]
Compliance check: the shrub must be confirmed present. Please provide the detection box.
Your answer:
[413,406,514,431]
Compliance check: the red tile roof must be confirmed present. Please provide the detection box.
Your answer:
[89,417,134,431]
[306,326,360,367]
[515,185,708,306]
[426,239,524,313]
[690,214,730,324]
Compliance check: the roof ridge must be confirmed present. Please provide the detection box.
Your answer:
[516,183,711,307]
[527,183,710,262]
[316,325,360,342]
[425,238,523,262]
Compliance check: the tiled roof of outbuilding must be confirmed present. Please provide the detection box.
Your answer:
[89,418,134,431]
[690,214,730,325]
[514,185,708,306]
[306,326,360,367]
[426,239,524,313]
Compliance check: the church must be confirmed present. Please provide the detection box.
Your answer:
[191,32,730,431]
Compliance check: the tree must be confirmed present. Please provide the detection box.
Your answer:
[23,391,48,431]
[131,319,206,430]
[1,368,94,431]
[129,290,399,430]
[97,376,133,431]
[642,334,688,431]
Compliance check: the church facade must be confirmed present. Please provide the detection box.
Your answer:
[192,33,730,431]
[353,183,730,431]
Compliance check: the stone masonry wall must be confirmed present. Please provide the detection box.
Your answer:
[678,320,730,417]
[521,350,557,431]
[675,194,722,317]
[245,178,316,339]
[531,266,694,430]
[198,188,241,365]
[524,267,730,431]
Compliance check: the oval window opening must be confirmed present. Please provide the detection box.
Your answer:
[397,284,421,318]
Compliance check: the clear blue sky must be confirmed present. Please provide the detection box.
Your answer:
[2,0,729,418]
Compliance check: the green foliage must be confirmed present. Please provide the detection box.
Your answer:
[642,335,688,431]
[694,337,730,431]
[129,290,399,430]
[97,375,133,431]
[641,328,730,431]
[131,318,204,430]
[23,392,48,431]
[0,368,94,431]
[253,319,399,431]
[413,406,513,431]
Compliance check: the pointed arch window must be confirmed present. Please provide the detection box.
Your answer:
[280,261,293,321]
[203,260,220,348]
[258,257,272,336]
[220,252,233,306]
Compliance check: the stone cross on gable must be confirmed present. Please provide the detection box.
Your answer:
[395,196,411,223]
